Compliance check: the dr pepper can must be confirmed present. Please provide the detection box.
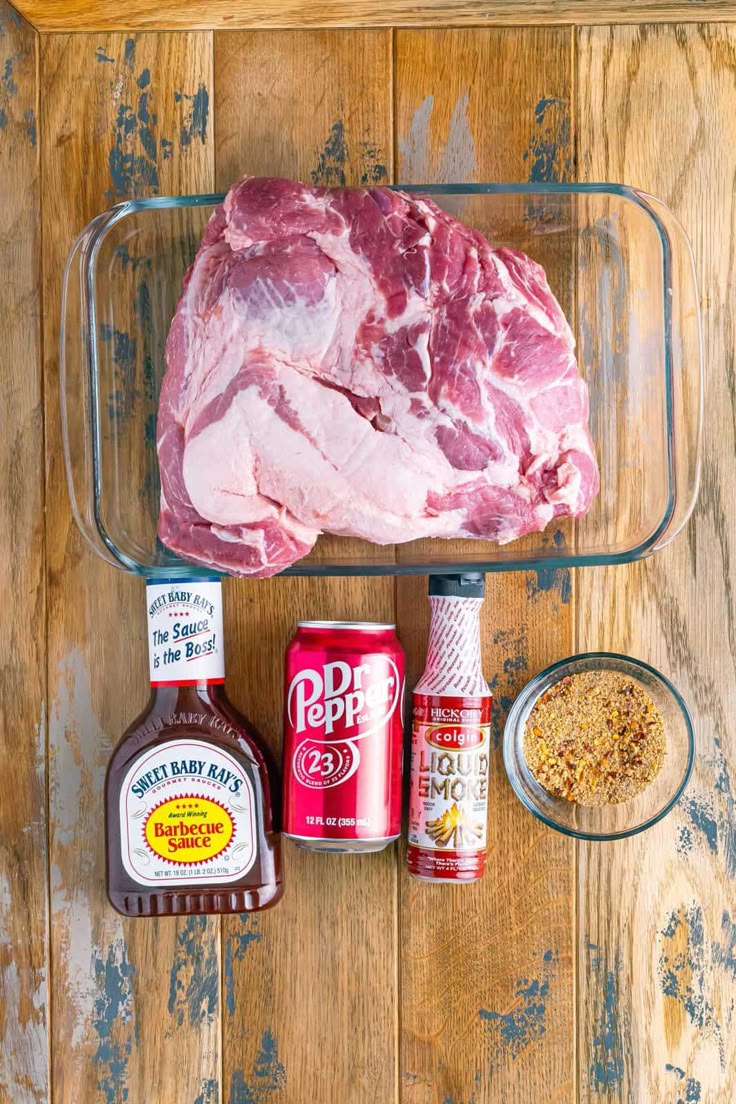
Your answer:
[283,621,405,852]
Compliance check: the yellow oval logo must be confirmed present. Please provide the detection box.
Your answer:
[144,796,234,865]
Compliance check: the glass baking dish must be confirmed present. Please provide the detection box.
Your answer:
[61,184,702,578]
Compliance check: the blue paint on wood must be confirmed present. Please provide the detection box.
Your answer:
[658,904,724,1065]
[311,120,348,188]
[523,96,572,184]
[117,101,137,137]
[359,147,387,186]
[23,107,35,146]
[0,50,19,143]
[678,733,736,876]
[684,1078,702,1102]
[113,243,151,272]
[193,1078,219,1104]
[527,565,571,603]
[487,629,528,748]
[403,1072,431,1085]
[665,1064,702,1104]
[527,531,571,605]
[96,47,115,64]
[2,55,17,96]
[712,910,736,978]
[480,976,549,1054]
[682,797,718,853]
[402,1072,434,1088]
[590,968,624,1091]
[311,116,387,189]
[144,413,157,447]
[92,944,136,1104]
[503,652,528,675]
[134,279,155,405]
[106,52,184,201]
[167,915,219,1028]
[137,91,151,126]
[224,915,263,1017]
[138,123,156,161]
[587,944,625,1093]
[480,949,556,1059]
[230,1031,286,1103]
[107,78,164,199]
[523,97,572,223]
[0,9,22,34]
[101,324,138,420]
[178,84,209,147]
[441,1088,480,1104]
[124,38,136,70]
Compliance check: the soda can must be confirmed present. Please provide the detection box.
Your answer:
[283,621,405,852]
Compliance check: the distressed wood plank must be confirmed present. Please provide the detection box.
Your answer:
[395,29,576,1104]
[12,0,736,32]
[214,29,397,1104]
[576,24,736,1104]
[0,6,47,1104]
[41,31,221,1104]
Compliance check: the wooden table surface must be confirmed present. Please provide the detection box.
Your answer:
[1,1,734,1101]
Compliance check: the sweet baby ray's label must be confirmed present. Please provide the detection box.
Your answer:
[119,739,255,886]
[147,578,225,686]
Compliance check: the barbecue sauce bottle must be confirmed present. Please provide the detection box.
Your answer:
[106,578,283,916]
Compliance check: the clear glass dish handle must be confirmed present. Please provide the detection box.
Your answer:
[640,193,704,550]
[61,217,123,570]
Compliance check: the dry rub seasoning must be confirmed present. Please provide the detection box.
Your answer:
[523,670,666,806]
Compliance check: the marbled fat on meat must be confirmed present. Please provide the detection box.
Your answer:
[157,177,599,577]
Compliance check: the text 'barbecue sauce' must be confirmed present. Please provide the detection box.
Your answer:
[106,578,282,916]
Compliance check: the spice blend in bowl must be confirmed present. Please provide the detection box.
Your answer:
[523,671,666,806]
[503,653,694,841]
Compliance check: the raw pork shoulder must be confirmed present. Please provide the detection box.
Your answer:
[158,177,599,577]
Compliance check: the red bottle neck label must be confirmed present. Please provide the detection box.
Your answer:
[414,595,490,698]
[146,579,225,687]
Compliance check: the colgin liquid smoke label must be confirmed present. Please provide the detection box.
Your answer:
[283,621,405,853]
[407,574,492,882]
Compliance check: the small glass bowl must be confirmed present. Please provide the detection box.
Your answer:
[503,652,694,841]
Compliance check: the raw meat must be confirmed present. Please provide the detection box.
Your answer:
[157,177,599,577]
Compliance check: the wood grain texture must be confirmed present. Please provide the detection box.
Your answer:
[0,6,47,1104]
[12,0,736,32]
[395,29,576,1104]
[214,30,398,1104]
[576,24,736,1104]
[41,31,220,1104]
